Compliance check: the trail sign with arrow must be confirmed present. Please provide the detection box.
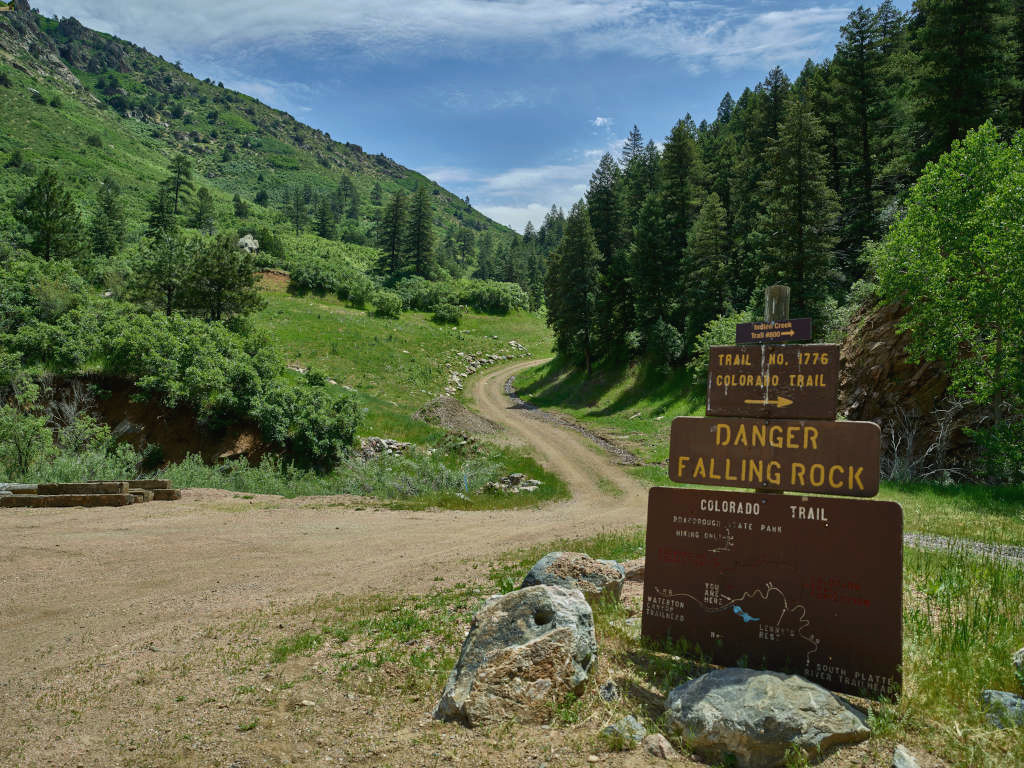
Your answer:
[707,344,839,420]
[736,318,813,344]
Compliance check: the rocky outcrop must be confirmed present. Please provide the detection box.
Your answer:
[434,585,597,726]
[982,689,1024,728]
[521,552,625,603]
[840,301,979,476]
[664,668,870,768]
[237,234,259,253]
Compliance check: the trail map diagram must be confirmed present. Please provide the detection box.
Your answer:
[642,487,903,697]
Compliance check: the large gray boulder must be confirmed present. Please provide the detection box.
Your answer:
[1013,647,1024,677]
[520,551,625,603]
[434,585,597,726]
[664,668,870,768]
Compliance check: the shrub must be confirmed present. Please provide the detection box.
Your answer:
[342,273,375,308]
[432,302,462,325]
[49,95,62,108]
[86,134,103,148]
[252,381,360,471]
[372,290,403,318]
[287,256,339,296]
[31,90,46,104]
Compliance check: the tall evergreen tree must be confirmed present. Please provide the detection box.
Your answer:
[191,187,216,235]
[129,232,193,315]
[684,192,730,345]
[586,153,633,354]
[15,168,87,261]
[475,231,494,279]
[376,190,407,280]
[544,202,601,372]
[146,185,177,238]
[405,184,436,278]
[167,154,193,215]
[90,176,126,258]
[287,187,307,235]
[346,186,361,220]
[315,196,335,239]
[630,194,679,343]
[913,0,1014,166]
[754,93,839,318]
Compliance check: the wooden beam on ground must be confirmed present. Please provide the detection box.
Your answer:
[0,494,137,508]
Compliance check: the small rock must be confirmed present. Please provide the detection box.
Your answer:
[602,715,646,747]
[982,689,1024,728]
[664,668,870,768]
[642,733,680,761]
[621,558,645,581]
[598,681,619,702]
[521,552,625,603]
[587,756,600,763]
[892,744,919,768]
[300,700,315,707]
[1013,647,1024,676]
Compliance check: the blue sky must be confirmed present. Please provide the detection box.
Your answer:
[37,1,913,232]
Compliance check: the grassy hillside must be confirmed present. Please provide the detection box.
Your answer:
[0,7,511,250]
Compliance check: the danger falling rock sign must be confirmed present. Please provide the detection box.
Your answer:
[669,416,881,497]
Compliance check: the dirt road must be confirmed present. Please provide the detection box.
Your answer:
[0,358,647,678]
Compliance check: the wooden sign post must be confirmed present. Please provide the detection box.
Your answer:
[642,286,904,698]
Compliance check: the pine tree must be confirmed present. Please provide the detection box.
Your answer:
[475,231,494,279]
[630,194,679,345]
[544,201,601,373]
[315,197,335,239]
[405,184,436,278]
[755,93,839,318]
[370,181,383,206]
[913,0,1014,166]
[191,187,216,235]
[146,185,177,238]
[15,168,88,261]
[287,187,307,235]
[620,125,645,168]
[232,193,249,218]
[130,231,193,315]
[168,154,193,214]
[661,118,703,259]
[376,190,407,280]
[90,176,126,258]
[185,234,264,321]
[684,192,730,345]
[346,186,361,220]
[586,153,632,355]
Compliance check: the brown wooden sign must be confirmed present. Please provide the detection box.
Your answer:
[641,486,903,697]
[669,416,881,496]
[736,318,812,344]
[707,344,839,420]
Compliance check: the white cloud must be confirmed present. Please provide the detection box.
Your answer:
[37,1,854,71]
[592,116,612,128]
[476,203,554,235]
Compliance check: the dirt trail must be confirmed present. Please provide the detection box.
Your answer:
[0,358,647,678]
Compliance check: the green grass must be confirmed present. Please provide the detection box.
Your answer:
[252,284,553,442]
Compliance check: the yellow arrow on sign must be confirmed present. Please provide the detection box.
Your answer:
[744,396,794,408]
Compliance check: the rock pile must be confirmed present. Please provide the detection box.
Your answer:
[484,473,542,494]
[357,436,412,461]
[442,343,530,397]
[414,396,500,435]
[237,234,260,253]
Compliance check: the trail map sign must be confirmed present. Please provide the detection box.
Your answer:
[736,318,812,344]
[669,416,881,496]
[641,285,903,698]
[641,487,903,697]
[707,344,839,420]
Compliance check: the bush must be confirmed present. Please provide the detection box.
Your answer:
[342,273,375,308]
[967,420,1024,484]
[287,256,339,296]
[372,290,403,318]
[252,381,360,471]
[86,134,103,148]
[432,302,463,325]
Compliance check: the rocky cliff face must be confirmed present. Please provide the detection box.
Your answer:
[840,301,977,478]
